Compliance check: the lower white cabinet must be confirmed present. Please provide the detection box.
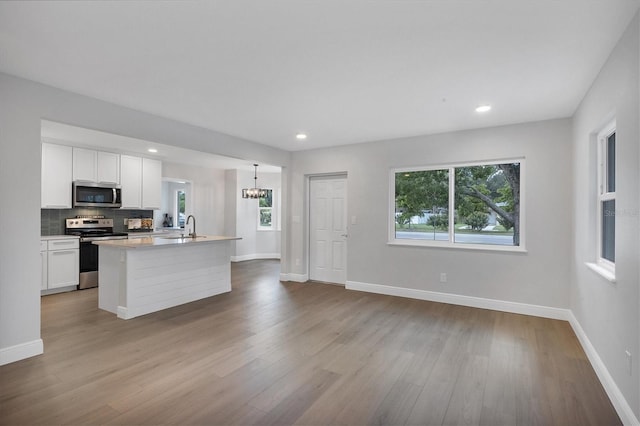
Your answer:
[42,238,79,291]
[40,241,48,291]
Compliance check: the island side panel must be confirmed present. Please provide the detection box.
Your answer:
[98,246,125,314]
[119,241,232,319]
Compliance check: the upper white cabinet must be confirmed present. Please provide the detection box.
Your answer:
[120,155,142,209]
[41,143,73,208]
[142,158,162,209]
[120,156,161,209]
[97,151,120,184]
[42,142,161,210]
[73,148,120,184]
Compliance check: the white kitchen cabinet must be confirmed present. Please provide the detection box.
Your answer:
[40,240,48,291]
[120,155,142,208]
[120,155,161,209]
[41,143,73,208]
[97,151,120,184]
[72,147,97,182]
[142,158,162,209]
[43,238,79,290]
[73,148,120,184]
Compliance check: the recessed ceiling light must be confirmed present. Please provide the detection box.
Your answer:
[475,105,492,113]
[295,133,308,140]
[148,148,158,153]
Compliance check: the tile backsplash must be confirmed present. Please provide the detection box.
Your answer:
[41,208,153,236]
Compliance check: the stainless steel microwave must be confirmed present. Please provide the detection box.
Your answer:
[73,181,122,208]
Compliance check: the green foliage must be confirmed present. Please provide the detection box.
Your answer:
[465,211,489,231]
[497,216,513,231]
[259,189,273,208]
[259,209,272,227]
[427,214,448,229]
[395,169,449,221]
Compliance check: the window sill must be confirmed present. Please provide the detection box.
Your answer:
[585,262,616,283]
[387,239,527,254]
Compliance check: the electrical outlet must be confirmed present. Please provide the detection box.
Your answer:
[124,218,128,225]
[295,258,301,266]
[626,350,632,375]
[440,272,447,283]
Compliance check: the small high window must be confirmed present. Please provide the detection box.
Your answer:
[258,189,274,230]
[597,121,616,269]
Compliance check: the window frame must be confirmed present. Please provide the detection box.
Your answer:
[388,158,526,252]
[257,188,275,231]
[596,120,616,273]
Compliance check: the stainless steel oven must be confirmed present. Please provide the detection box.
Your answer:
[65,217,128,289]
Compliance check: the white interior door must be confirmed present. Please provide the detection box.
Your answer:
[309,175,347,284]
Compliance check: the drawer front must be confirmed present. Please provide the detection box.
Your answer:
[48,239,79,250]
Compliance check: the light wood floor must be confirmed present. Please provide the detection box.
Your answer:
[1,260,620,425]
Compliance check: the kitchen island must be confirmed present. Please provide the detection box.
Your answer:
[93,235,240,319]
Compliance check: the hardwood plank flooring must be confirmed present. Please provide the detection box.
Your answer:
[0,260,620,425]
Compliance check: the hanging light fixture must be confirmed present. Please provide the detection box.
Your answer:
[242,164,267,199]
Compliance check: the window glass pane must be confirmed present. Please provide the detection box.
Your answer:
[394,169,449,241]
[259,208,272,227]
[607,132,615,193]
[260,189,273,208]
[177,190,186,227]
[602,199,615,262]
[454,163,520,246]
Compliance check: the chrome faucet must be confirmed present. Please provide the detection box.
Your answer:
[186,215,196,237]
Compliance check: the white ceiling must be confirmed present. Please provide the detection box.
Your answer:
[2,1,639,152]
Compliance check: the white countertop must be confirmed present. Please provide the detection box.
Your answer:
[41,235,80,241]
[93,235,240,248]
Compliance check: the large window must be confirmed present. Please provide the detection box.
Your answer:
[391,159,523,250]
[597,122,616,270]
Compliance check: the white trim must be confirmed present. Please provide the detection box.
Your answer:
[567,312,639,426]
[40,285,77,296]
[585,262,617,283]
[387,240,527,253]
[117,306,131,320]
[346,280,569,320]
[0,339,44,366]
[231,253,281,262]
[279,272,309,282]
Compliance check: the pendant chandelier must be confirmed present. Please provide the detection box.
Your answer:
[242,164,267,199]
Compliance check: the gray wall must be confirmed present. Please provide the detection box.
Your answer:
[286,118,573,307]
[0,72,290,364]
[571,13,640,416]
[229,170,282,260]
[161,161,226,236]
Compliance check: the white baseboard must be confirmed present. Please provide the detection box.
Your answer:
[567,312,639,426]
[231,253,280,262]
[0,339,44,366]
[346,281,570,320]
[345,280,638,425]
[280,272,309,283]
